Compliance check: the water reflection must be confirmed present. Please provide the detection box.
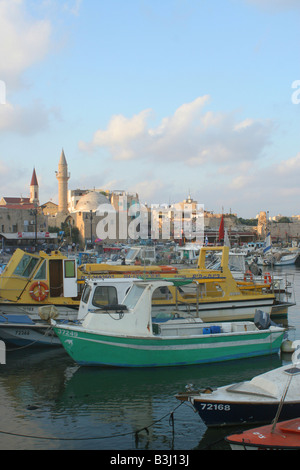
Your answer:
[0,346,283,450]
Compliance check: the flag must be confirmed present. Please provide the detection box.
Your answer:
[263,232,272,253]
[218,215,224,241]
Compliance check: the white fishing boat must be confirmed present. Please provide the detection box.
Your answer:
[256,232,299,266]
[257,252,299,267]
[177,363,300,427]
[177,243,201,264]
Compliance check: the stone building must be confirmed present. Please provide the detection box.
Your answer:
[0,169,53,251]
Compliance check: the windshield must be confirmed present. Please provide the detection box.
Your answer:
[126,248,138,260]
[92,286,118,307]
[13,254,40,278]
[123,284,145,309]
[34,260,46,280]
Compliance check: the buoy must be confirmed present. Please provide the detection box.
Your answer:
[281,340,296,354]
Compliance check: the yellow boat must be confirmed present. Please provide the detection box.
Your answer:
[0,249,79,321]
[78,246,291,322]
[0,246,292,324]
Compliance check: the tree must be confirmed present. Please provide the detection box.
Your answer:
[61,222,80,244]
[237,218,258,226]
[277,216,291,223]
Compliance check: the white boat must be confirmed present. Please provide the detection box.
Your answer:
[256,231,299,266]
[257,252,299,267]
[122,246,157,265]
[177,362,300,427]
[177,243,201,264]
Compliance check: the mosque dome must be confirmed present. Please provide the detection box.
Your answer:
[74,191,111,213]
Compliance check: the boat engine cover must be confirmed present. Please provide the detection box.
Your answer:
[254,309,271,330]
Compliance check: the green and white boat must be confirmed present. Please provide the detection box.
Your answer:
[52,280,286,368]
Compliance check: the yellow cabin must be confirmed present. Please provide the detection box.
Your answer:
[0,249,79,305]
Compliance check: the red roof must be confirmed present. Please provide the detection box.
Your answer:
[0,197,36,210]
[2,204,35,210]
[1,197,30,204]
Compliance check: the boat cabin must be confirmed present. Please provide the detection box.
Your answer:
[0,249,78,304]
[78,278,137,320]
[78,279,278,339]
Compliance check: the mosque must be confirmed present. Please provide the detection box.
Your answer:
[47,149,139,247]
[0,149,138,250]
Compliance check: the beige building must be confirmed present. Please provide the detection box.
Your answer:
[41,201,59,216]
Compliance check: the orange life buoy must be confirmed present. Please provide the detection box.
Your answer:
[264,272,272,284]
[243,270,253,282]
[29,281,49,302]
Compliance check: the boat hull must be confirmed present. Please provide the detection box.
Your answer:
[53,325,284,368]
[226,418,300,449]
[189,398,300,427]
[0,323,61,346]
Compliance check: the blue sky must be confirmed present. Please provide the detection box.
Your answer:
[0,0,299,218]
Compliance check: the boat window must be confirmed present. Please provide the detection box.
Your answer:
[64,260,76,278]
[92,286,118,307]
[126,248,137,260]
[81,284,92,304]
[34,260,46,280]
[123,284,145,309]
[13,254,39,278]
[152,286,172,300]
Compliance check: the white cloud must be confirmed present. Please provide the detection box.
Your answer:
[80,96,273,169]
[0,100,60,134]
[0,0,52,88]
[276,152,300,175]
[79,109,152,160]
[214,149,300,217]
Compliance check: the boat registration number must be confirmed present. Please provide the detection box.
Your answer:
[56,329,79,338]
[14,329,30,336]
[200,403,231,411]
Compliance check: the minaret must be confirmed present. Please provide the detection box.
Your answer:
[30,168,39,205]
[56,149,70,213]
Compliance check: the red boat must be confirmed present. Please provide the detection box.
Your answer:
[226,418,300,450]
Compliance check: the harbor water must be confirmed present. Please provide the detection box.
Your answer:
[0,266,300,451]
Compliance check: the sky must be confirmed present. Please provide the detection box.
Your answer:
[0,0,299,219]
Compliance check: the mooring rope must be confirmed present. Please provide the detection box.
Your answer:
[0,401,185,443]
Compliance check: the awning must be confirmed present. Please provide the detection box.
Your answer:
[0,232,58,240]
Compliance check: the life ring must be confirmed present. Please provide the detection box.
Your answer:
[264,272,272,284]
[29,281,49,302]
[243,270,253,282]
